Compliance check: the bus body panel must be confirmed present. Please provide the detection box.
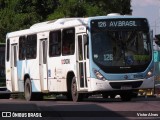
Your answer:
[47,55,77,92]
[88,77,154,92]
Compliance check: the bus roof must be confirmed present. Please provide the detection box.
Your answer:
[6,14,148,38]
[7,18,88,38]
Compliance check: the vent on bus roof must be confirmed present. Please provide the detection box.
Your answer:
[47,19,57,24]
[107,13,121,16]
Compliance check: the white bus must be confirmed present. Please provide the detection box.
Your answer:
[6,14,154,101]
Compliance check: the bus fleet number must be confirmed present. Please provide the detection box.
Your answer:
[98,22,106,28]
[104,54,113,61]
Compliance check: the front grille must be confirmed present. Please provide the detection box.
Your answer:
[109,81,143,89]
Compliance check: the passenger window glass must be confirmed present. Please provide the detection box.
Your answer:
[26,34,37,59]
[19,36,26,60]
[7,39,10,61]
[49,31,61,57]
[62,28,75,56]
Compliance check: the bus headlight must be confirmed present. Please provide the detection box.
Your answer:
[146,68,154,78]
[93,69,106,80]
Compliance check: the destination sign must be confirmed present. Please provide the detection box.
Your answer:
[91,18,149,30]
[109,21,137,27]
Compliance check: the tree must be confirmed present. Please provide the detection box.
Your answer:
[0,0,132,43]
[48,0,132,20]
[48,0,87,19]
[84,0,132,15]
[0,0,57,42]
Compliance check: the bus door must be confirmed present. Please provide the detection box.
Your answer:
[11,44,18,92]
[39,38,48,92]
[76,34,88,90]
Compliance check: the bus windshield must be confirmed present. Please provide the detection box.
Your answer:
[91,19,152,73]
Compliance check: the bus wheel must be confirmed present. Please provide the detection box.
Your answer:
[24,78,33,101]
[71,77,83,102]
[120,92,132,101]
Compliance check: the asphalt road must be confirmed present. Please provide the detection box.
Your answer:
[0,96,160,120]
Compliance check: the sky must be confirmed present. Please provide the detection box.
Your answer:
[131,0,160,36]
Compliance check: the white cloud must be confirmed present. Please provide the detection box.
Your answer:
[132,0,160,7]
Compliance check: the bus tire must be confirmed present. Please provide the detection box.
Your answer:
[71,77,83,102]
[66,92,72,100]
[24,78,33,101]
[66,81,72,100]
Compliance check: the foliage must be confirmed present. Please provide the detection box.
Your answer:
[0,0,132,43]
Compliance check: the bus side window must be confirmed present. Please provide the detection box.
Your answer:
[62,42,70,55]
[78,36,83,60]
[49,30,61,57]
[6,39,10,61]
[70,43,74,54]
[62,28,75,56]
[26,34,37,59]
[19,36,26,60]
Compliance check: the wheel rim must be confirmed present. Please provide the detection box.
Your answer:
[25,82,31,100]
[72,80,77,97]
